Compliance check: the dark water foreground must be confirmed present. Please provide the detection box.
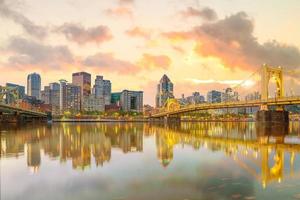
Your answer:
[1,122,300,200]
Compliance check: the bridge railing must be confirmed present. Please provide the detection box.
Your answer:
[151,96,300,117]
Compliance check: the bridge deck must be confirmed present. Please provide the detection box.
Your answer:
[0,103,47,117]
[151,97,300,118]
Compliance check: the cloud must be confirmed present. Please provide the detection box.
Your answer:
[56,23,113,45]
[186,78,255,88]
[83,52,138,73]
[180,7,218,21]
[163,12,300,71]
[172,45,185,54]
[0,0,47,39]
[105,6,133,18]
[138,54,171,70]
[125,27,151,39]
[118,0,134,5]
[5,36,74,69]
[161,31,194,42]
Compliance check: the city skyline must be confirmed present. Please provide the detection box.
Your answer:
[1,0,300,105]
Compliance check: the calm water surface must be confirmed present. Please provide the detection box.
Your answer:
[1,122,300,200]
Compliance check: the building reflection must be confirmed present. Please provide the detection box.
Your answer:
[27,141,41,172]
[150,122,300,188]
[1,122,300,188]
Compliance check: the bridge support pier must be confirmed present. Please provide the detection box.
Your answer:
[164,115,181,123]
[256,110,289,124]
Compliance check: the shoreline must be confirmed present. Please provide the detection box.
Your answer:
[51,119,300,123]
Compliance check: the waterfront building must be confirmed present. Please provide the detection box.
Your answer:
[66,84,81,113]
[41,83,60,114]
[105,104,121,112]
[156,74,174,108]
[92,76,111,105]
[41,86,51,104]
[49,82,60,114]
[27,73,41,99]
[72,72,91,108]
[82,95,105,112]
[6,83,25,99]
[120,90,143,112]
[59,80,67,113]
[207,90,222,103]
[59,80,81,113]
[111,92,121,105]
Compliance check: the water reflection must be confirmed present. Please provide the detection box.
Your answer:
[1,122,300,189]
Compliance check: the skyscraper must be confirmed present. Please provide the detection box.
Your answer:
[156,74,174,108]
[59,79,81,113]
[72,72,91,107]
[59,80,67,113]
[41,82,60,114]
[92,75,111,105]
[27,73,41,99]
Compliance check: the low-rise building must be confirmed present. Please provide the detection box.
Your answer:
[120,90,143,112]
[83,95,105,112]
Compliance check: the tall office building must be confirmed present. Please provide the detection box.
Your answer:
[207,90,222,103]
[92,76,111,105]
[59,80,67,113]
[6,83,25,99]
[66,84,81,112]
[156,74,174,108]
[41,86,51,104]
[120,90,143,112]
[27,73,41,99]
[72,72,91,107]
[59,80,81,113]
[49,82,60,114]
[41,82,60,114]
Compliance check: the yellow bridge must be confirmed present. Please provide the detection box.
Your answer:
[150,96,300,118]
[150,65,300,120]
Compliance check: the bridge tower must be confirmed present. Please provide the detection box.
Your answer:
[257,64,288,123]
[261,64,284,110]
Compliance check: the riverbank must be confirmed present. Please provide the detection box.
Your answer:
[52,118,300,123]
[52,118,149,123]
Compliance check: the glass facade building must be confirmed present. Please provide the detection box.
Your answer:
[27,73,41,99]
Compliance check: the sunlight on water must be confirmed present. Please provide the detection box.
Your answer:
[1,122,300,200]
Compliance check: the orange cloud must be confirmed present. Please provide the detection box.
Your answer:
[137,54,171,70]
[161,31,195,42]
[125,26,151,39]
[118,0,134,5]
[163,12,300,72]
[105,6,133,18]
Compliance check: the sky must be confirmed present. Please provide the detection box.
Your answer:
[0,0,300,105]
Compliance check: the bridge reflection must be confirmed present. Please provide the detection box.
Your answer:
[1,122,299,188]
